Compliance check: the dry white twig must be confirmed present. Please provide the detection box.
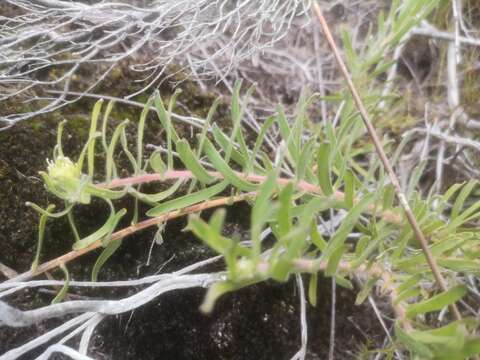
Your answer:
[38,345,95,360]
[413,20,480,47]
[290,274,308,360]
[0,0,311,129]
[328,277,336,360]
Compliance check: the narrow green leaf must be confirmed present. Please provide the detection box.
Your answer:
[407,285,467,318]
[137,97,154,172]
[462,337,480,357]
[437,258,480,273]
[317,142,333,196]
[397,274,422,295]
[210,208,226,234]
[447,200,480,232]
[31,204,55,271]
[310,222,327,251]
[51,264,70,304]
[334,275,353,289]
[187,214,243,256]
[200,281,242,314]
[92,239,122,281]
[167,89,182,135]
[251,171,278,257]
[322,193,374,260]
[76,132,101,174]
[197,98,220,157]
[355,277,377,305]
[344,169,355,208]
[437,183,464,214]
[88,99,103,177]
[382,184,395,210]
[298,197,338,229]
[120,128,138,172]
[67,210,80,243]
[128,179,183,205]
[176,139,215,184]
[154,90,179,170]
[407,161,427,198]
[106,120,129,182]
[55,120,67,159]
[203,138,257,191]
[149,151,166,175]
[396,287,422,304]
[296,138,316,182]
[86,184,127,200]
[230,80,244,125]
[100,100,114,155]
[308,273,318,307]
[452,180,477,219]
[325,245,346,276]
[284,228,309,260]
[72,208,127,250]
[276,106,299,164]
[26,202,72,219]
[341,29,358,69]
[396,236,467,271]
[252,115,275,167]
[352,234,383,269]
[211,125,248,169]
[409,322,466,350]
[146,181,228,217]
[277,183,293,238]
[228,82,254,170]
[395,322,434,358]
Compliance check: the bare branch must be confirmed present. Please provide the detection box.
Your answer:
[1,0,311,128]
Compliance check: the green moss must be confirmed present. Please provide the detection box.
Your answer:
[63,115,90,140]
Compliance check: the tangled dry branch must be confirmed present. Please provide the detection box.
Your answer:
[0,0,311,128]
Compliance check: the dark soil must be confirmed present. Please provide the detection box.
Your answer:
[0,90,385,360]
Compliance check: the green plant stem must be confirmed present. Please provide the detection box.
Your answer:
[101,170,402,224]
[67,210,80,243]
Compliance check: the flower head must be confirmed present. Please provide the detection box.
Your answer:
[42,156,90,204]
[47,156,80,182]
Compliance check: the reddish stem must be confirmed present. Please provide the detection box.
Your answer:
[101,170,402,224]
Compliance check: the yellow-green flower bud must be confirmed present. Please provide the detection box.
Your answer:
[43,156,90,204]
[47,156,80,182]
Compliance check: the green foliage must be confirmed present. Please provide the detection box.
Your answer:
[32,82,480,357]
[29,0,480,355]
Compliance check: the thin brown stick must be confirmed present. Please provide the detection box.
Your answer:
[312,3,462,321]
[9,164,402,284]
[0,262,18,279]
[7,193,256,283]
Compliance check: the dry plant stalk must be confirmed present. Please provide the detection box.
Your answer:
[0,0,311,128]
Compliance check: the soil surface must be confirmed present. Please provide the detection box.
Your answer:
[0,88,385,359]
